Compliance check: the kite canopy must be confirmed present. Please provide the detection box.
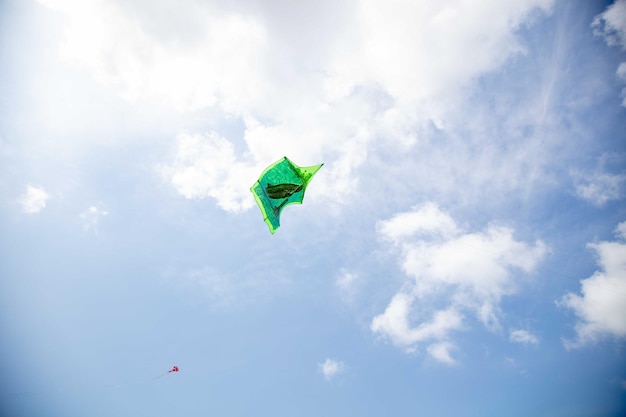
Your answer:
[250,157,323,234]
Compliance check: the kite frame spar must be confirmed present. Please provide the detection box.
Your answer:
[250,157,323,234]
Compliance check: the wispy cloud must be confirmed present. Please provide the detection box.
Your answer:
[372,203,547,363]
[559,221,626,348]
[336,270,358,292]
[318,358,345,380]
[574,171,626,206]
[80,204,108,233]
[174,266,274,310]
[20,185,50,214]
[573,154,626,206]
[509,329,540,345]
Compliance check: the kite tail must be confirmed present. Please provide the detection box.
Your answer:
[152,372,168,380]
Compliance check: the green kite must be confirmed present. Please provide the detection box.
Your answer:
[250,157,323,234]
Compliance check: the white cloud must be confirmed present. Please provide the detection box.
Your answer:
[80,204,108,233]
[559,221,626,348]
[160,131,261,212]
[39,0,553,115]
[37,0,557,210]
[509,329,539,345]
[161,110,372,212]
[318,358,345,380]
[321,0,556,172]
[618,63,626,106]
[336,270,364,307]
[371,293,463,349]
[574,171,626,206]
[336,270,358,292]
[179,266,266,309]
[343,0,552,103]
[426,341,457,365]
[20,185,50,214]
[619,62,626,79]
[377,202,459,241]
[593,0,626,106]
[164,262,291,311]
[573,155,626,206]
[372,203,547,363]
[37,0,268,113]
[593,0,626,49]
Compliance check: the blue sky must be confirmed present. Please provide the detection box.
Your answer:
[1,0,626,416]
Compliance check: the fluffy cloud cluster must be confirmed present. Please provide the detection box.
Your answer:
[372,203,547,364]
[334,0,553,106]
[39,0,554,114]
[593,0,626,106]
[37,0,268,113]
[593,0,626,49]
[37,0,555,211]
[161,131,262,212]
[560,221,626,348]
[20,185,50,214]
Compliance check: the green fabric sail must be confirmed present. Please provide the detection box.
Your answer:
[250,157,323,234]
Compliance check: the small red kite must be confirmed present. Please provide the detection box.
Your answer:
[155,366,179,379]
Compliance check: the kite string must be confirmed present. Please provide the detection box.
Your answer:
[4,368,177,398]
